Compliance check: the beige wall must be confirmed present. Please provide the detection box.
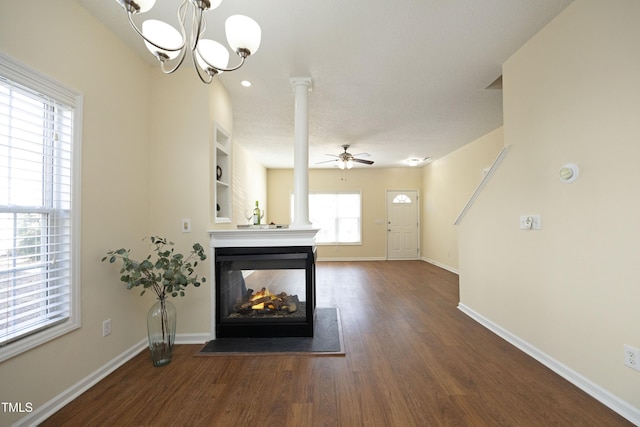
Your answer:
[0,1,266,424]
[268,167,423,260]
[0,1,152,425]
[147,69,218,337]
[422,127,504,271]
[232,143,268,228]
[129,31,267,343]
[459,0,640,412]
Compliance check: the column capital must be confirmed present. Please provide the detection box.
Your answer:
[290,77,313,91]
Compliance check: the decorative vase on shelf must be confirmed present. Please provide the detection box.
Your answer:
[147,297,176,367]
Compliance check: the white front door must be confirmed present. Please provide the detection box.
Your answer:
[387,190,419,260]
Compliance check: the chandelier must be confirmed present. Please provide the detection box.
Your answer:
[115,0,261,84]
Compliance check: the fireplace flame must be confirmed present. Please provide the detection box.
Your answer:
[236,287,299,314]
[250,288,274,310]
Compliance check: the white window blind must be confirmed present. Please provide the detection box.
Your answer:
[0,53,81,358]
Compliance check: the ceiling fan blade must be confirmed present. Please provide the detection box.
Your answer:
[352,152,370,158]
[316,159,338,164]
[324,154,340,158]
[353,158,374,165]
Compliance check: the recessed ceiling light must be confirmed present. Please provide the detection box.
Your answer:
[406,157,430,166]
[241,80,252,87]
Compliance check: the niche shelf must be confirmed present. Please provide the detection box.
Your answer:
[213,122,232,223]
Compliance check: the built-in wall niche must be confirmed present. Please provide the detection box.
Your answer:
[213,122,232,223]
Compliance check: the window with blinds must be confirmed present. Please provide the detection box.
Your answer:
[0,53,81,361]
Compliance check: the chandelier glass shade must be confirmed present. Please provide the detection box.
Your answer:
[115,0,261,84]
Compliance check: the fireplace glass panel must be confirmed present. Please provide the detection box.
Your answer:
[215,247,316,337]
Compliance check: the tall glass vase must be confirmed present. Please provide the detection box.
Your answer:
[147,297,176,367]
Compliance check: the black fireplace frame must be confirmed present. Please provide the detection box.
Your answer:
[215,245,317,338]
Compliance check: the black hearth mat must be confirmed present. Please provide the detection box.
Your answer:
[196,308,344,356]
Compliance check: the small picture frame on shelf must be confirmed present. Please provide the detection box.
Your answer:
[216,165,222,180]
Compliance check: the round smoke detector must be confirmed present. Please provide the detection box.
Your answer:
[559,163,579,183]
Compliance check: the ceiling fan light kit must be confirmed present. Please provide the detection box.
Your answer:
[114,0,261,84]
[338,159,353,170]
[317,145,375,169]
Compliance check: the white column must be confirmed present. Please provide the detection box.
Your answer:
[290,77,313,228]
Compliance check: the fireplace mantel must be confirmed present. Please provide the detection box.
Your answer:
[209,228,319,248]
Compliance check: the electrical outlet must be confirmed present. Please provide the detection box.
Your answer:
[102,319,112,337]
[624,344,640,371]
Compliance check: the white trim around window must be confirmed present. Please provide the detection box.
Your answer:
[291,191,362,245]
[0,52,82,362]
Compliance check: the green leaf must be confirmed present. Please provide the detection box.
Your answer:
[103,236,207,298]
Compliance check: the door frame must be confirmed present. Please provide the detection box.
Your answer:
[385,189,420,260]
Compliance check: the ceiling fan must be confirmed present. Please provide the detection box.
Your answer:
[317,145,374,169]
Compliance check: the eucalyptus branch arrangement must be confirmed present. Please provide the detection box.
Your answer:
[102,236,207,299]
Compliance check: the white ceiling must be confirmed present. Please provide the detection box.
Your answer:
[78,0,573,169]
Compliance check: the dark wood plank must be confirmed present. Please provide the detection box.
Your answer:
[41,261,632,426]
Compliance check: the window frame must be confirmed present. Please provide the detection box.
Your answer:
[0,52,82,362]
[291,191,362,245]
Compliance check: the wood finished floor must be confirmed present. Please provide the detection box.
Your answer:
[43,261,632,426]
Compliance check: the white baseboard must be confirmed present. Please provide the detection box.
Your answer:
[175,333,210,344]
[14,332,210,427]
[457,303,640,426]
[421,257,459,274]
[317,256,386,262]
[14,338,147,427]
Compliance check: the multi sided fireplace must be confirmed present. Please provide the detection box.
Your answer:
[215,245,317,338]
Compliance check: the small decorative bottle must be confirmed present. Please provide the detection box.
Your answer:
[252,200,261,225]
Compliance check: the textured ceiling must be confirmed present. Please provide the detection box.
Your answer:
[78,0,573,168]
